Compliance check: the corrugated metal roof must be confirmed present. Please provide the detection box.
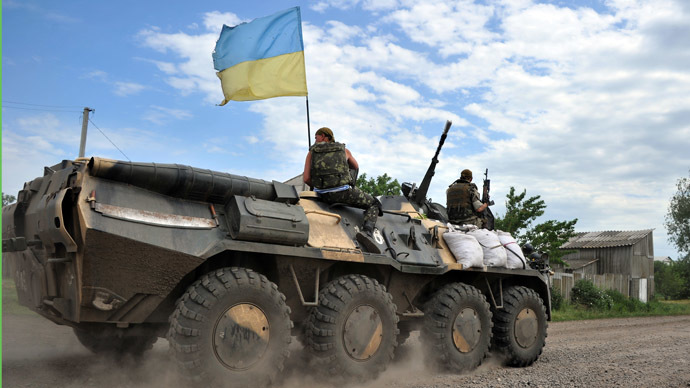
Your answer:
[560,229,653,249]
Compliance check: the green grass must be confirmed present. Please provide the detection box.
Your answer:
[2,278,34,315]
[551,299,690,322]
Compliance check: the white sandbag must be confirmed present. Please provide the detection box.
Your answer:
[467,229,507,267]
[449,223,478,232]
[443,231,484,268]
[497,231,527,269]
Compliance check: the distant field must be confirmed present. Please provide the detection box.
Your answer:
[551,298,690,321]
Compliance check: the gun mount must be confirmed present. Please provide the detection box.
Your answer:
[399,120,452,222]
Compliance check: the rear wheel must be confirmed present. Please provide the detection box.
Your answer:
[492,286,547,366]
[306,274,398,381]
[421,282,492,372]
[167,267,293,387]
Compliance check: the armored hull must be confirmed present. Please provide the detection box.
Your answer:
[3,156,551,386]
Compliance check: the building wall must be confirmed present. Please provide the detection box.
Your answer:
[557,232,655,300]
[552,272,653,301]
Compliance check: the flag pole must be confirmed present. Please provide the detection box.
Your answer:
[306,96,312,148]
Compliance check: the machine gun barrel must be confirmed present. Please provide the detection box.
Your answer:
[88,157,278,203]
[413,120,452,205]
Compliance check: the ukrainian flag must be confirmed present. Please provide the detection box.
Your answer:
[213,7,308,104]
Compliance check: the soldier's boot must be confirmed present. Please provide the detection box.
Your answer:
[356,221,381,254]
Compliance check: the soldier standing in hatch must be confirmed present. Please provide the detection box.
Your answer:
[303,127,382,252]
[446,169,488,228]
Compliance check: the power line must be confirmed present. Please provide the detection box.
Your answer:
[88,118,131,161]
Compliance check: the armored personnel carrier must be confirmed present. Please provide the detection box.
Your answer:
[2,122,551,386]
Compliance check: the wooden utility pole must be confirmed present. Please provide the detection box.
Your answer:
[78,107,94,158]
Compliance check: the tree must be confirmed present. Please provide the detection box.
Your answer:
[494,187,546,242]
[653,260,684,300]
[356,173,401,196]
[2,192,16,207]
[672,253,690,299]
[523,219,578,263]
[494,187,577,265]
[665,171,690,254]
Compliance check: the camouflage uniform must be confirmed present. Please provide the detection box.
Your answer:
[446,179,483,228]
[310,142,379,229]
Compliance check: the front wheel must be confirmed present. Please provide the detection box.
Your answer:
[305,274,399,381]
[421,282,492,372]
[492,286,548,366]
[167,267,293,387]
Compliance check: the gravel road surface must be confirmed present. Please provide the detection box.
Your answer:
[3,313,689,387]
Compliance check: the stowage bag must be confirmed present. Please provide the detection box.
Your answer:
[468,229,508,267]
[443,231,484,268]
[497,231,527,269]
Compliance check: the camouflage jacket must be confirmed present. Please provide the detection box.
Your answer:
[310,142,351,189]
[446,180,480,221]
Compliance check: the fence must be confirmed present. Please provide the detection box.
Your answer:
[552,272,651,302]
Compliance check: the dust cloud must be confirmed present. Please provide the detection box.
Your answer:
[3,313,504,388]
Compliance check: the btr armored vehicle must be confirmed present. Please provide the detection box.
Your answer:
[2,122,551,386]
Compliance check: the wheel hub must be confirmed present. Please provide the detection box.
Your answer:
[514,307,538,348]
[343,305,383,360]
[213,303,269,370]
[452,307,482,352]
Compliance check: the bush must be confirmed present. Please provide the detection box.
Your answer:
[570,279,613,310]
[604,289,648,312]
[551,286,565,311]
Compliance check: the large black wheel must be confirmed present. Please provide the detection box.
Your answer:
[305,274,398,381]
[73,326,157,357]
[421,282,492,372]
[492,286,548,366]
[167,267,293,387]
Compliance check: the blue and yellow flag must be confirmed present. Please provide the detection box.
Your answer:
[213,7,308,104]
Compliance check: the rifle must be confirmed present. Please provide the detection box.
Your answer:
[482,168,495,230]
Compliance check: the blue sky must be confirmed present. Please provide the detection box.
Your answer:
[3,0,689,259]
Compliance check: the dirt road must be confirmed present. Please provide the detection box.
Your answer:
[3,313,689,387]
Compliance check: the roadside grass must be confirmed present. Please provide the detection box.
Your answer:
[2,278,34,315]
[552,298,690,322]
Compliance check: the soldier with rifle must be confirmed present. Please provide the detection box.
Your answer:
[446,169,490,229]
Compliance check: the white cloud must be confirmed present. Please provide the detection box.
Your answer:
[143,105,193,125]
[127,0,689,258]
[202,11,244,32]
[113,81,146,96]
[137,29,221,102]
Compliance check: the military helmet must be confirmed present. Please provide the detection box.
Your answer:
[315,127,334,142]
[460,169,472,180]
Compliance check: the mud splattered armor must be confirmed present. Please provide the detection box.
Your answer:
[447,180,482,227]
[310,142,351,189]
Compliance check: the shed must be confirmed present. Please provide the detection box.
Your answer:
[556,229,654,301]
